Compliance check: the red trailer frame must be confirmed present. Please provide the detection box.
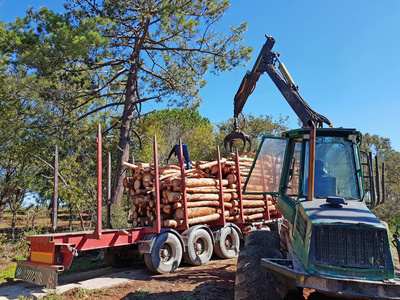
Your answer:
[15,127,274,288]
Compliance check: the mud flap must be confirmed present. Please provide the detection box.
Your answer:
[15,261,62,288]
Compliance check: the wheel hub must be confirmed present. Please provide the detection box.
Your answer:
[224,235,233,249]
[195,239,205,254]
[160,244,172,262]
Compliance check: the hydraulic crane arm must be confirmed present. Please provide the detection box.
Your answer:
[225,35,333,152]
[233,35,333,128]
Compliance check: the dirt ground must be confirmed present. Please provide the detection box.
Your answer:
[57,244,400,300]
[62,256,237,300]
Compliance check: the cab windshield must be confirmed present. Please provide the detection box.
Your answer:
[303,136,360,200]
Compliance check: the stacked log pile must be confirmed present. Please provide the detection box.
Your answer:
[123,156,278,228]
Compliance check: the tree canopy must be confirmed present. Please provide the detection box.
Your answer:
[134,107,216,163]
[1,0,253,205]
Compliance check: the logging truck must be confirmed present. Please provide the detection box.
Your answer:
[226,35,400,299]
[14,129,278,288]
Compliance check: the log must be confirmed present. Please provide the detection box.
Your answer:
[142,174,154,187]
[139,162,151,168]
[134,189,151,195]
[133,195,145,206]
[211,165,219,174]
[159,168,181,175]
[187,193,232,202]
[163,219,183,228]
[227,173,237,184]
[242,200,267,207]
[231,193,266,200]
[243,207,265,215]
[173,201,232,209]
[244,213,264,221]
[123,177,135,189]
[163,205,172,214]
[229,207,240,215]
[188,213,222,225]
[122,161,139,169]
[174,207,220,219]
[230,200,239,207]
[160,164,181,170]
[134,180,142,190]
[167,191,232,202]
[173,186,237,193]
[226,215,240,221]
[167,191,183,202]
[172,178,229,188]
[197,159,225,170]
[159,172,181,181]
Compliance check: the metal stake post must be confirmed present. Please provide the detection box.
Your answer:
[95,124,102,239]
[107,152,112,229]
[52,145,58,233]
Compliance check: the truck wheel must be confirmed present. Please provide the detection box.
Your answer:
[214,226,240,259]
[144,232,182,274]
[235,230,289,300]
[183,228,213,265]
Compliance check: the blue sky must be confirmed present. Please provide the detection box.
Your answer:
[1,1,400,151]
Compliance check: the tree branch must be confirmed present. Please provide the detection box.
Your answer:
[77,101,124,120]
[30,154,68,186]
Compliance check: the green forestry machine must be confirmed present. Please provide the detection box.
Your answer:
[224,35,400,299]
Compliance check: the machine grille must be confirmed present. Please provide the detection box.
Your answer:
[311,225,390,269]
[295,211,307,243]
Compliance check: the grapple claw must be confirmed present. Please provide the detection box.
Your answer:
[224,130,252,154]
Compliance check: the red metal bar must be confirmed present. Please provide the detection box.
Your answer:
[28,229,148,252]
[107,152,111,229]
[147,136,161,234]
[235,149,244,224]
[217,146,226,226]
[264,194,271,220]
[177,141,189,230]
[52,145,58,233]
[95,124,102,239]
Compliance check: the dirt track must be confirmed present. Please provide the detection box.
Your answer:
[2,245,399,300]
[0,256,237,300]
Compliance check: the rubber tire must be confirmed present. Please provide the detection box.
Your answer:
[144,232,182,274]
[214,226,240,259]
[183,228,213,266]
[235,230,289,300]
[104,247,126,268]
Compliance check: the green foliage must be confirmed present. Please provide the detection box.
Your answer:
[131,289,150,299]
[0,264,16,281]
[101,204,130,229]
[0,233,8,245]
[216,113,289,154]
[12,255,26,261]
[135,108,216,162]
[0,0,252,206]
[362,133,400,223]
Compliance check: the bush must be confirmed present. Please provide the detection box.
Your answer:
[100,204,130,229]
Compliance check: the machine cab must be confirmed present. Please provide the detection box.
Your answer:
[243,128,364,208]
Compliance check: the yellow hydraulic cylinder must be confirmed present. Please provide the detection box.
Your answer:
[279,62,296,87]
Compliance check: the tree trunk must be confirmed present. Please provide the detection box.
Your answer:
[111,80,136,205]
[0,200,6,221]
[111,18,151,205]
[11,210,16,242]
